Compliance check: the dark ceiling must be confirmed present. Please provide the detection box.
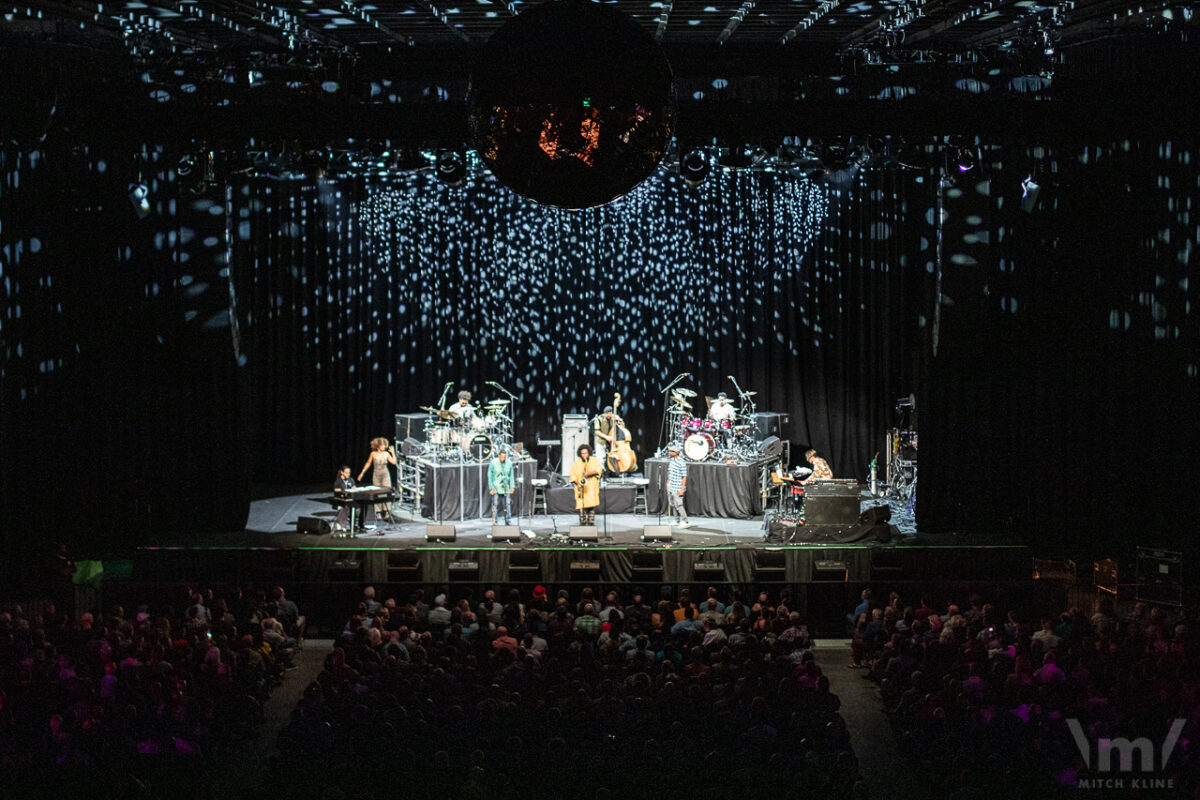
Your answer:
[1,0,1197,144]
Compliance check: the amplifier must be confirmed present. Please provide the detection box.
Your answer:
[693,561,725,580]
[395,412,429,443]
[569,561,600,571]
[561,414,590,476]
[748,412,789,441]
[449,560,479,570]
[448,560,480,581]
[812,560,848,581]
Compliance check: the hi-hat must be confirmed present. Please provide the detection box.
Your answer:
[673,387,697,397]
[486,399,511,406]
[741,391,757,396]
[670,394,692,409]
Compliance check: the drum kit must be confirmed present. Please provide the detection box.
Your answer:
[664,386,763,463]
[419,400,514,462]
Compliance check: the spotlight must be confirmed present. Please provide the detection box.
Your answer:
[679,149,710,187]
[435,151,465,186]
[128,181,150,218]
[717,144,766,170]
[1020,174,1041,212]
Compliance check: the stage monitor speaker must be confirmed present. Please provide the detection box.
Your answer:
[508,550,541,580]
[693,561,725,582]
[395,412,429,443]
[749,412,789,441]
[754,550,787,580]
[448,559,480,581]
[327,559,362,582]
[426,524,456,543]
[836,520,892,543]
[812,560,848,582]
[641,525,673,542]
[297,516,331,535]
[631,550,663,579]
[491,525,522,543]
[561,414,590,477]
[387,550,421,580]
[758,436,783,459]
[569,525,598,543]
[806,495,861,526]
[570,560,601,580]
[401,437,423,457]
[1136,547,1183,607]
[860,504,891,524]
[871,549,903,578]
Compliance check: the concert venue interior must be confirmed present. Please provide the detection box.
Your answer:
[1,0,1198,796]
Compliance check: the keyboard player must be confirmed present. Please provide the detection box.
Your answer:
[333,466,356,531]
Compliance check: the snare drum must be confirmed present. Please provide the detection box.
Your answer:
[701,419,716,432]
[683,432,715,461]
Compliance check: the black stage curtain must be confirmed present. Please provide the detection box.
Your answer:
[225,166,930,493]
[644,458,764,519]
[419,460,534,522]
[917,139,1200,557]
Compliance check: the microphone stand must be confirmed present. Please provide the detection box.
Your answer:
[657,373,688,456]
[728,376,757,415]
[437,382,452,410]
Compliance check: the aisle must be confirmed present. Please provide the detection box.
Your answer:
[811,639,922,800]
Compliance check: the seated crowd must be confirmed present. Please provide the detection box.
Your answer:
[0,585,305,774]
[848,589,1200,796]
[277,584,865,800]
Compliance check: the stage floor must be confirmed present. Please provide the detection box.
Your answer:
[224,488,947,551]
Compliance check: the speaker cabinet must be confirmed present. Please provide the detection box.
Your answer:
[641,525,673,542]
[812,560,848,582]
[693,561,725,582]
[448,559,480,582]
[508,550,541,580]
[755,550,787,581]
[491,525,522,543]
[569,525,598,543]
[426,524,456,543]
[297,516,331,535]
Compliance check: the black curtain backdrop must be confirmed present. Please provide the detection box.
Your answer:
[228,164,931,491]
[4,136,1198,564]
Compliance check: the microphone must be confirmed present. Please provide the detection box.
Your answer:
[682,373,691,377]
[486,380,497,386]
[727,376,733,380]
[445,381,453,388]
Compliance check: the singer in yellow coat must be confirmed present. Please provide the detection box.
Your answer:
[568,444,603,526]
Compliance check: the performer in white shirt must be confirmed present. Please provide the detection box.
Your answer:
[447,390,476,420]
[708,392,737,422]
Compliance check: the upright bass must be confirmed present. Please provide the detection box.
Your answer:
[606,393,638,474]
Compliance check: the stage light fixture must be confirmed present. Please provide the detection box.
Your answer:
[435,151,466,187]
[128,181,151,218]
[680,149,710,187]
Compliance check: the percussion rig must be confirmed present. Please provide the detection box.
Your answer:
[660,380,763,465]
[417,391,516,463]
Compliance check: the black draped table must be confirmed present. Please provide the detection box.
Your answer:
[419,459,536,521]
[644,458,767,519]
[546,485,637,515]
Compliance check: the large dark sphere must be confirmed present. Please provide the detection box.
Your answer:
[468,0,677,209]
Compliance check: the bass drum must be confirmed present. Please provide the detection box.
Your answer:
[683,432,715,462]
[465,434,493,461]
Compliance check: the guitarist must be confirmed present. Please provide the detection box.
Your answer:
[569,444,603,526]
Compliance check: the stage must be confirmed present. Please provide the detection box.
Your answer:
[129,487,1032,590]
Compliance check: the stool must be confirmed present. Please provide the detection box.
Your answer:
[630,477,650,515]
[530,478,548,515]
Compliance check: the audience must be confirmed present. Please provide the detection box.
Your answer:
[277,584,862,800]
[848,589,1200,796]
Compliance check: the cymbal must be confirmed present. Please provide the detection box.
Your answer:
[419,406,439,413]
[673,387,697,397]
[435,409,454,420]
[705,395,714,407]
[485,399,510,406]
[670,395,692,409]
[741,391,757,396]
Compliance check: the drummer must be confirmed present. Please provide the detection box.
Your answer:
[447,390,476,423]
[708,392,737,422]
